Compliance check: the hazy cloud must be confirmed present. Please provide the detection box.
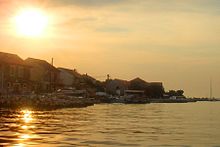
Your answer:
[49,0,130,7]
[96,26,130,33]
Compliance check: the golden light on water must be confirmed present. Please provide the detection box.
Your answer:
[14,110,37,147]
[21,110,33,123]
[13,8,49,37]
[21,125,28,130]
[13,143,25,147]
[20,134,30,140]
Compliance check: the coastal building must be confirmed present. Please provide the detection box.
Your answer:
[82,74,97,87]
[124,90,145,97]
[129,77,148,90]
[129,77,164,98]
[0,51,165,98]
[0,52,30,95]
[25,58,59,93]
[123,90,148,103]
[58,68,104,97]
[81,74,104,96]
[145,82,164,98]
[58,67,82,88]
[105,79,129,96]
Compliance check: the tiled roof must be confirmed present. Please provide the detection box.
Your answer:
[58,67,82,78]
[25,58,59,72]
[130,77,147,83]
[0,52,27,65]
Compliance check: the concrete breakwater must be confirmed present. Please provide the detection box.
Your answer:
[149,98,197,103]
[0,95,95,110]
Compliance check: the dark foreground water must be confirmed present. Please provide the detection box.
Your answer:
[0,102,220,147]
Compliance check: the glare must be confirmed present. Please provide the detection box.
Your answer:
[13,143,25,147]
[14,8,49,37]
[21,110,33,123]
[20,134,30,140]
[21,125,28,130]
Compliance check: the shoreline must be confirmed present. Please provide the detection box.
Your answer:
[0,95,95,111]
[0,95,219,111]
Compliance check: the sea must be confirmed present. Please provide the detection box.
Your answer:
[0,102,220,147]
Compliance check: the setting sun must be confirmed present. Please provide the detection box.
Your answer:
[14,8,49,37]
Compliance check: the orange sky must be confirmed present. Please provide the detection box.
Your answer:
[0,0,220,97]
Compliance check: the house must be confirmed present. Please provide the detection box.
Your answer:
[0,52,30,95]
[129,77,164,98]
[25,58,59,93]
[58,67,82,88]
[129,77,148,90]
[145,82,164,98]
[81,73,104,96]
[58,68,104,97]
[105,79,129,96]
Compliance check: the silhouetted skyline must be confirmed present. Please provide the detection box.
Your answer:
[0,0,219,97]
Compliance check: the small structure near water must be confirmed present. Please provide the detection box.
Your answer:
[123,90,149,104]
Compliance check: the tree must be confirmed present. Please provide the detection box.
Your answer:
[167,90,185,97]
[176,90,184,96]
[168,90,176,97]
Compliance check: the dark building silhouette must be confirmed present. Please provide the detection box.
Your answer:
[58,67,82,88]
[0,52,30,94]
[25,58,60,93]
[129,77,165,98]
[105,79,129,96]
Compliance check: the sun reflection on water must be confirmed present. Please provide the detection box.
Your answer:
[21,125,28,130]
[14,110,37,146]
[20,134,30,140]
[13,143,25,147]
[21,110,33,123]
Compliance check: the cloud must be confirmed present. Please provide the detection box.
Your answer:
[0,0,128,10]
[49,0,130,7]
[149,0,220,14]
[96,26,130,33]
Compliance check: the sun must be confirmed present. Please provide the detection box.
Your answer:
[14,8,49,37]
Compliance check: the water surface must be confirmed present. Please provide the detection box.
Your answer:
[0,102,220,146]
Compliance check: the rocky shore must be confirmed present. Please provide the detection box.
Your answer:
[0,94,219,111]
[0,94,95,110]
[149,98,197,103]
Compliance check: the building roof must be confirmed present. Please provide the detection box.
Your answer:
[58,67,82,78]
[25,58,59,72]
[0,52,27,65]
[130,77,148,84]
[149,82,163,86]
[82,74,97,81]
[106,78,129,86]
[132,78,163,85]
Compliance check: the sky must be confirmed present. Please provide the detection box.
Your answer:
[0,0,220,97]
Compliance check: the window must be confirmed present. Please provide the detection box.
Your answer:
[10,65,16,77]
[7,82,11,88]
[18,66,24,78]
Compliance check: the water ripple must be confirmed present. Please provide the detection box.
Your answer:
[0,102,220,146]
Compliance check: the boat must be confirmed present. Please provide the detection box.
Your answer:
[56,88,87,98]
